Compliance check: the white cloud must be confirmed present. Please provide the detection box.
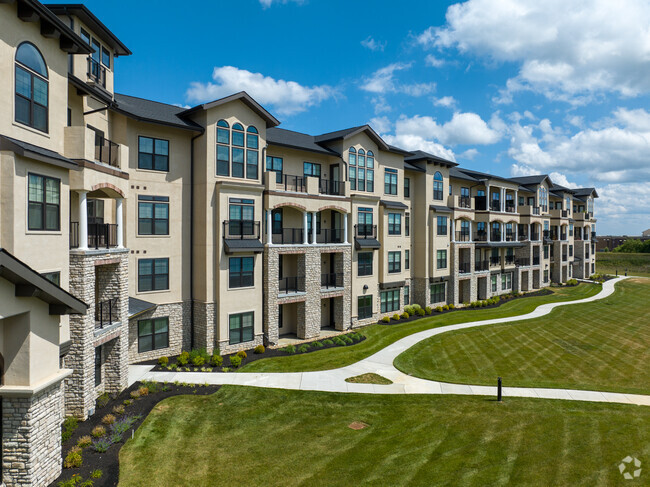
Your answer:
[421,0,650,102]
[434,96,457,108]
[186,66,335,116]
[259,0,304,8]
[548,172,578,189]
[361,36,386,52]
[369,116,392,134]
[459,148,479,160]
[425,54,445,67]
[361,63,436,96]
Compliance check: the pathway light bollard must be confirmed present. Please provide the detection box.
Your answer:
[497,377,502,402]
[625,269,628,276]
[616,269,618,276]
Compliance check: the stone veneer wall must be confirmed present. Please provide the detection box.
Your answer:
[193,301,215,353]
[127,301,191,362]
[65,249,129,419]
[2,382,63,487]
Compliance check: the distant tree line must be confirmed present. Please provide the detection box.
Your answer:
[609,239,650,253]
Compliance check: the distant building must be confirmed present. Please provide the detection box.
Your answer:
[643,229,650,237]
[597,235,650,251]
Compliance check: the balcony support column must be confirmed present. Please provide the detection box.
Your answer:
[78,190,88,250]
[311,212,317,244]
[501,188,505,212]
[469,221,472,242]
[303,212,309,245]
[501,224,505,242]
[514,190,518,212]
[116,197,124,248]
[267,210,273,246]
[451,219,455,242]
[343,213,348,244]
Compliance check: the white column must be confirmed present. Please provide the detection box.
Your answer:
[267,210,273,246]
[116,198,124,248]
[343,213,348,244]
[487,222,491,242]
[311,212,317,244]
[501,188,506,212]
[469,221,473,242]
[529,223,532,241]
[514,223,518,241]
[514,190,518,212]
[78,190,88,250]
[303,212,309,245]
[451,218,455,242]
[501,223,505,242]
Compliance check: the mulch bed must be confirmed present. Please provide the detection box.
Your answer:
[378,288,554,325]
[51,381,221,487]
[136,332,367,373]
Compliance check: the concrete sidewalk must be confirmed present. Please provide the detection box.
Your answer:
[132,277,650,406]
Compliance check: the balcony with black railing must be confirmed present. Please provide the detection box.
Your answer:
[95,297,119,329]
[531,232,540,241]
[455,231,471,242]
[490,200,501,211]
[490,256,501,266]
[70,222,118,249]
[321,273,343,290]
[504,255,515,265]
[475,196,487,211]
[315,228,344,244]
[475,260,489,272]
[94,135,120,168]
[505,202,516,213]
[490,230,501,242]
[272,228,304,245]
[319,179,345,196]
[223,220,260,240]
[279,276,305,295]
[505,232,515,242]
[87,57,106,87]
[562,254,568,262]
[474,230,488,242]
[459,262,471,274]
[459,196,471,208]
[516,258,530,267]
[355,224,377,239]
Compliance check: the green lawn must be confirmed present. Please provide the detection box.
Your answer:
[597,252,650,277]
[395,279,650,395]
[120,386,650,487]
[241,283,600,373]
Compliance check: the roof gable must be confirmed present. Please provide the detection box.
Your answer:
[181,91,280,128]
[314,125,390,151]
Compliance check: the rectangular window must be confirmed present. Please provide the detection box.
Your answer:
[349,166,356,191]
[246,150,258,179]
[544,245,549,259]
[491,275,498,292]
[388,213,401,235]
[405,213,410,237]
[358,295,373,319]
[358,252,373,276]
[137,317,169,353]
[94,347,101,387]
[358,168,366,191]
[388,251,401,273]
[229,198,255,236]
[101,46,111,68]
[229,312,254,344]
[384,169,398,195]
[41,271,60,286]
[303,162,321,178]
[404,178,410,197]
[437,250,447,269]
[405,250,410,270]
[138,258,169,292]
[229,257,254,288]
[138,195,169,235]
[380,289,400,313]
[28,173,60,231]
[437,216,447,236]
[138,136,169,171]
[232,147,244,178]
[404,285,410,305]
[501,272,512,290]
[430,283,446,303]
[266,156,283,183]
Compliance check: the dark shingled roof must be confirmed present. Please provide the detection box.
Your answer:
[181,92,280,128]
[315,125,390,151]
[128,297,157,319]
[380,200,408,209]
[267,127,339,156]
[509,175,552,186]
[550,184,576,194]
[450,166,479,182]
[113,94,203,131]
[404,161,425,172]
[456,168,515,184]
[405,150,458,167]
[573,187,599,198]
[430,205,452,213]
[0,135,79,170]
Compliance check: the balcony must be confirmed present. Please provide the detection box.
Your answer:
[550,231,559,241]
[475,196,487,211]
[315,229,344,244]
[95,298,119,329]
[474,230,488,242]
[591,231,597,241]
[574,211,594,221]
[505,232,515,242]
[64,126,125,170]
[448,195,473,210]
[455,231,471,242]
[505,202,516,213]
[272,228,304,245]
[530,232,540,241]
[459,262,471,274]
[355,224,377,239]
[490,200,501,211]
[321,273,343,290]
[265,172,348,197]
[223,220,261,240]
[95,135,120,168]
[70,222,118,249]
[515,258,530,267]
[87,57,106,88]
[279,276,305,295]
[504,255,515,265]
[276,174,306,193]
[490,256,501,266]
[519,205,541,216]
[533,256,540,265]
[490,231,501,242]
[319,179,345,196]
[518,233,529,242]
[550,208,569,219]
[475,260,489,272]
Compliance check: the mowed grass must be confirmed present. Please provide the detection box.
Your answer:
[119,386,650,487]
[597,252,650,277]
[241,283,600,373]
[395,279,650,395]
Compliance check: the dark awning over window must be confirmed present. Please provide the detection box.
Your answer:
[474,242,526,248]
[429,205,452,213]
[380,200,408,209]
[224,239,264,254]
[355,238,381,250]
[128,297,157,319]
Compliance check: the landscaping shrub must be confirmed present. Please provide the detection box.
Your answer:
[350,333,362,342]
[312,341,324,348]
[448,304,455,310]
[284,344,296,354]
[322,339,334,346]
[434,306,442,312]
[342,335,353,344]
[112,405,125,415]
[298,344,310,353]
[101,414,116,426]
[123,399,132,407]
[91,426,106,438]
[229,355,242,368]
[417,308,425,316]
[567,278,578,286]
[62,416,78,443]
[77,435,92,448]
[109,432,122,444]
[177,351,190,366]
[169,363,178,371]
[442,305,449,311]
[381,316,390,323]
[392,314,400,321]
[254,344,265,354]
[158,356,169,367]
[210,354,223,367]
[92,437,112,453]
[237,350,247,359]
[141,380,160,394]
[221,367,230,372]
[138,386,149,396]
[63,447,82,469]
[96,392,110,409]
[404,305,414,316]
[191,356,205,367]
[91,470,103,479]
[333,337,345,346]
[400,312,409,319]
[412,304,422,311]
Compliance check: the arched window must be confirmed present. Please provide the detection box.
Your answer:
[231,123,245,178]
[433,171,443,200]
[491,222,501,241]
[366,151,375,190]
[349,147,357,190]
[15,42,48,132]
[216,120,230,176]
[246,126,258,179]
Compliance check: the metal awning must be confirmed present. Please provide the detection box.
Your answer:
[355,238,381,249]
[224,239,264,254]
[430,205,452,213]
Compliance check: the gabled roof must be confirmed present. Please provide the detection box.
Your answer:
[46,4,131,56]
[573,187,599,198]
[315,125,390,151]
[181,92,280,128]
[267,127,339,156]
[0,135,80,171]
[449,166,479,182]
[405,150,457,168]
[113,94,203,132]
[0,248,87,315]
[455,167,515,184]
[550,184,576,194]
[404,161,425,173]
[509,175,553,187]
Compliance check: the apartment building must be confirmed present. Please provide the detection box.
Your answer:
[0,1,598,485]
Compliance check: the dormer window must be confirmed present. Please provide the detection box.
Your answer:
[15,42,48,133]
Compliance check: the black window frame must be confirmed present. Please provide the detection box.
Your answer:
[138,258,169,292]
[137,195,170,235]
[137,317,169,353]
[358,295,373,319]
[384,169,398,195]
[404,285,410,305]
[405,213,410,237]
[217,120,230,176]
[27,173,60,231]
[41,271,60,286]
[404,177,410,198]
[433,172,444,200]
[94,346,102,387]
[436,216,447,236]
[15,42,49,133]
[388,213,401,235]
[430,282,446,303]
[138,136,169,172]
[358,252,373,276]
[229,311,254,345]
[388,251,401,273]
[266,156,283,183]
[405,249,410,270]
[380,289,400,313]
[229,256,254,288]
[437,249,447,269]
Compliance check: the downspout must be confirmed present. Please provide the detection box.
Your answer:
[190,130,202,349]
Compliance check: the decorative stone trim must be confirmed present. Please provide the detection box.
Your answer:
[90,182,126,198]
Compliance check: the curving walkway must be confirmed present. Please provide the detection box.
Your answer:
[131,276,650,406]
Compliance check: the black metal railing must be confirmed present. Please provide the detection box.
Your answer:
[591,231,596,240]
[505,203,516,213]
[459,262,471,274]
[475,196,487,211]
[474,231,488,242]
[321,273,343,289]
[355,224,377,239]
[95,297,118,329]
[70,222,118,249]
[562,254,568,262]
[223,220,260,240]
[550,231,559,241]
[491,231,501,242]
[279,174,305,192]
[518,233,529,242]
[95,135,119,168]
[504,255,515,265]
[459,196,471,208]
[531,232,540,241]
[490,256,501,266]
[560,233,567,241]
[516,258,530,267]
[490,200,501,211]
[316,229,343,244]
[455,231,471,242]
[272,228,304,245]
[533,256,540,265]
[319,179,344,196]
[279,276,305,294]
[532,206,540,215]
[505,232,515,242]
[543,230,550,240]
[87,57,106,87]
[475,260,489,271]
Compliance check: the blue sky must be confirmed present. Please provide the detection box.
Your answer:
[84,0,650,235]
